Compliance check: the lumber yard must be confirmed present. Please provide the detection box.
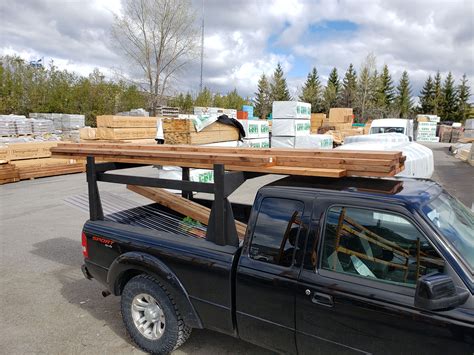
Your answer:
[1,101,473,355]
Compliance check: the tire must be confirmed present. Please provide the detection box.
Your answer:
[121,275,192,354]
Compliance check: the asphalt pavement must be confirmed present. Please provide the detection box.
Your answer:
[0,144,472,354]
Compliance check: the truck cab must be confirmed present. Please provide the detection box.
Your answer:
[370,118,414,141]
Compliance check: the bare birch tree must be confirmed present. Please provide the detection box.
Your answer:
[111,0,199,114]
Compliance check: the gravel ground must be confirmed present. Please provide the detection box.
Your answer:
[0,145,472,354]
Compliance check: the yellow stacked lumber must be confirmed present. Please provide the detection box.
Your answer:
[0,142,58,163]
[96,127,157,140]
[0,163,20,184]
[310,113,326,133]
[162,119,239,145]
[96,115,157,128]
[51,143,405,178]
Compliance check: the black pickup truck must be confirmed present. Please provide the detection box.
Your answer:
[81,159,473,354]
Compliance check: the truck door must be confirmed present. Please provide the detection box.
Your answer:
[236,196,309,354]
[296,203,473,354]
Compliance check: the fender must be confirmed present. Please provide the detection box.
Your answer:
[107,251,203,329]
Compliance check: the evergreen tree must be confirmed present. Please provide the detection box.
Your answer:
[323,67,340,111]
[396,71,412,118]
[212,93,225,108]
[299,67,323,112]
[194,87,213,107]
[340,63,357,108]
[327,67,340,97]
[433,71,443,116]
[225,88,248,109]
[183,92,193,113]
[442,72,457,121]
[270,62,291,101]
[376,64,395,114]
[419,75,435,113]
[254,73,271,119]
[456,74,470,122]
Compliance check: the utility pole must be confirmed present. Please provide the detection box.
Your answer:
[199,0,204,93]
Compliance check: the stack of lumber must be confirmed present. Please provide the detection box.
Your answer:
[0,163,20,184]
[96,115,157,140]
[320,108,365,144]
[310,113,326,133]
[51,143,406,178]
[162,119,240,145]
[127,185,247,239]
[0,141,58,163]
[0,141,86,184]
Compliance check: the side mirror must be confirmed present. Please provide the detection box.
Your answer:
[415,273,469,311]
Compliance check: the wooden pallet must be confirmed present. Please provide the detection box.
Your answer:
[51,143,405,178]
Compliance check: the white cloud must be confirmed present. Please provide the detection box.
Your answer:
[0,0,472,99]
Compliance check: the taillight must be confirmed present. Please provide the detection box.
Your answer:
[82,232,88,258]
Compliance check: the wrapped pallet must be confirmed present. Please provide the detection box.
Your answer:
[272,101,311,119]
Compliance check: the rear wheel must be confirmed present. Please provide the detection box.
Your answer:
[121,275,191,354]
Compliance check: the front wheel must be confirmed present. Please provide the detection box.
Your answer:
[121,275,191,354]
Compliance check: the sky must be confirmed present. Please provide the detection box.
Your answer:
[1,0,473,100]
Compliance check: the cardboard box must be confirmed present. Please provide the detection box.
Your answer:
[272,101,311,119]
[97,127,157,140]
[96,115,157,128]
[272,119,311,136]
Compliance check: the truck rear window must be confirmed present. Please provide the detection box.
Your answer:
[249,198,304,267]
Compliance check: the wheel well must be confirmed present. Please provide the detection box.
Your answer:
[116,269,144,295]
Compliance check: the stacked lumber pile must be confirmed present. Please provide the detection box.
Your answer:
[317,108,365,144]
[162,119,239,145]
[0,141,85,184]
[310,113,326,133]
[95,115,158,140]
[51,143,406,178]
[0,163,20,185]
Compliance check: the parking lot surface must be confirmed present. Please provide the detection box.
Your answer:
[0,145,472,354]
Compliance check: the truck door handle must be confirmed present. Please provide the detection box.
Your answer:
[311,292,334,307]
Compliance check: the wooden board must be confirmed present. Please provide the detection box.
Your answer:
[51,143,404,178]
[163,120,240,145]
[127,185,247,239]
[96,115,158,128]
[97,127,157,140]
[0,142,58,162]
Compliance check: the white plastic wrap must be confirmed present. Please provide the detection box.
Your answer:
[156,166,214,193]
[345,133,408,145]
[272,119,311,136]
[294,135,333,149]
[465,119,474,130]
[272,101,311,119]
[238,120,260,139]
[242,138,270,148]
[271,136,295,148]
[338,141,434,178]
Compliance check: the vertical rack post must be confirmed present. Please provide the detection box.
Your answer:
[213,164,225,244]
[181,167,192,199]
[86,156,104,221]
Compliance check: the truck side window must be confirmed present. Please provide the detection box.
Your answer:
[321,207,444,286]
[249,198,304,267]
